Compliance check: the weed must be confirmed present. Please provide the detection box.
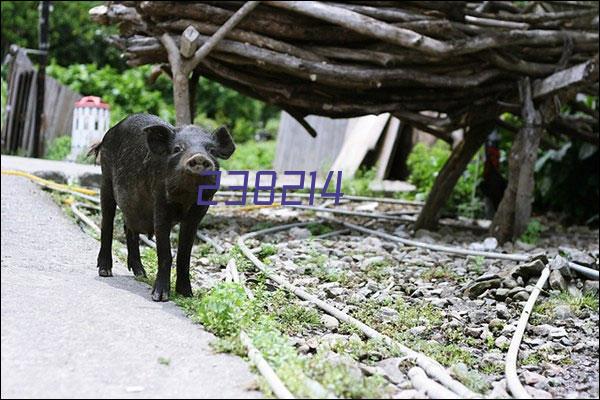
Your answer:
[421,265,461,282]
[158,356,170,366]
[44,135,71,161]
[519,219,545,244]
[306,222,335,237]
[468,256,486,274]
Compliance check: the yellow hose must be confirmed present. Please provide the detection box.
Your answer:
[1,169,99,196]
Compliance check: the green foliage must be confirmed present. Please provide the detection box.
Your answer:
[341,167,378,196]
[1,1,123,69]
[47,62,175,125]
[219,140,276,170]
[306,222,335,237]
[421,266,462,282]
[196,282,254,336]
[518,219,545,244]
[44,135,71,160]
[534,140,599,225]
[407,141,485,218]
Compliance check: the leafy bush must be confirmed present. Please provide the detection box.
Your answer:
[44,136,71,160]
[197,282,254,336]
[341,167,378,196]
[220,140,276,170]
[47,62,175,125]
[518,219,545,244]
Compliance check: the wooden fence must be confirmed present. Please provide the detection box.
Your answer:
[1,48,80,156]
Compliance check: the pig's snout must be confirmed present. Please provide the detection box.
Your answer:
[184,154,215,175]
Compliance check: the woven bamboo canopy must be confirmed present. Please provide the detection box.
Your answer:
[91,1,599,240]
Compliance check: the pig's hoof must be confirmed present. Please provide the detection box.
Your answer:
[175,282,193,297]
[152,283,170,302]
[130,263,147,278]
[98,267,113,277]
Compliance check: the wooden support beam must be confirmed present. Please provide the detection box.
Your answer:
[414,122,492,231]
[491,78,543,243]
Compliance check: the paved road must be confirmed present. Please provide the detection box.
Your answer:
[0,174,261,398]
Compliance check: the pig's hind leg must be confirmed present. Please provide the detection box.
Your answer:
[124,224,147,277]
[97,178,116,277]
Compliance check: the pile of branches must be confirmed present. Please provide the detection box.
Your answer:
[92,1,599,140]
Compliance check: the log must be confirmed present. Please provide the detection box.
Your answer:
[414,122,493,230]
[491,78,543,243]
[532,56,599,98]
[180,26,200,58]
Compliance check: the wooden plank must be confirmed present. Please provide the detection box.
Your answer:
[375,116,401,180]
[273,112,351,175]
[330,113,390,179]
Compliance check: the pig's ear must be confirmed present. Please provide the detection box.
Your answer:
[212,126,235,159]
[144,124,174,155]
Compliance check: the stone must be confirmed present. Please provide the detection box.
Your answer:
[289,227,311,240]
[33,170,68,184]
[489,319,505,332]
[376,358,408,385]
[513,291,530,302]
[530,324,552,337]
[558,246,596,266]
[496,303,510,319]
[495,288,510,300]
[511,259,545,280]
[502,277,519,289]
[549,255,571,277]
[524,386,552,399]
[320,314,339,330]
[549,270,567,291]
[522,371,548,387]
[463,278,502,298]
[495,335,510,349]
[78,172,102,188]
[583,280,599,295]
[567,283,582,298]
[408,326,427,336]
[549,326,568,338]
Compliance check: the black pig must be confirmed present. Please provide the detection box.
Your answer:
[90,114,235,301]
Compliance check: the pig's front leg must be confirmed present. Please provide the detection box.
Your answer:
[175,205,210,297]
[152,207,173,302]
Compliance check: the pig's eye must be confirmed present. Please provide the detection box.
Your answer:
[173,145,183,154]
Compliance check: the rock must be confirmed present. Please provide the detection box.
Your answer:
[475,273,500,282]
[392,389,424,399]
[513,291,530,302]
[321,314,339,330]
[549,254,571,277]
[466,327,483,338]
[559,246,596,266]
[530,324,552,337]
[495,335,510,349]
[376,358,408,385]
[583,280,599,295]
[408,326,427,336]
[489,319,505,332]
[502,277,519,289]
[511,259,545,280]
[355,201,379,212]
[549,270,567,291]
[549,326,568,338]
[463,278,502,299]
[379,307,399,322]
[567,283,582,298]
[489,380,510,398]
[522,371,548,388]
[33,170,68,184]
[496,303,510,319]
[78,171,102,188]
[495,288,510,300]
[483,237,499,251]
[289,227,311,240]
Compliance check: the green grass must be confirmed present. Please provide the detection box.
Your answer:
[532,290,599,322]
[341,167,379,197]
[220,140,276,171]
[421,265,462,282]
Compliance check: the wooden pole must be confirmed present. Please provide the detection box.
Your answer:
[414,122,492,231]
[491,78,543,243]
[33,1,49,157]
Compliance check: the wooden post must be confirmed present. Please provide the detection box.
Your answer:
[33,1,49,157]
[160,1,259,126]
[414,122,492,231]
[491,78,542,243]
